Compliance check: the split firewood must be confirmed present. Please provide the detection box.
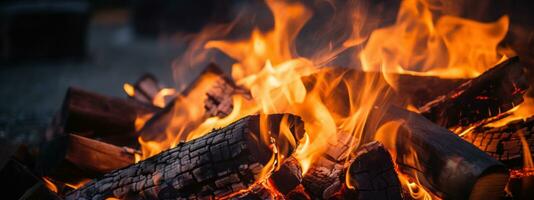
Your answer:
[374,106,510,199]
[66,114,305,200]
[205,78,250,118]
[138,64,233,142]
[343,141,403,200]
[126,73,164,105]
[463,116,534,166]
[420,56,530,128]
[36,134,137,184]
[47,87,160,146]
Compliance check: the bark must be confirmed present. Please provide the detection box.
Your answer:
[36,134,137,184]
[419,56,529,128]
[66,114,304,200]
[464,116,534,166]
[375,106,510,199]
[345,141,403,200]
[47,87,160,146]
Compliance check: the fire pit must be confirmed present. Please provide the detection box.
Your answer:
[1,0,533,199]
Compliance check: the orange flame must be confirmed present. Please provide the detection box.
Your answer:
[134,0,513,198]
[42,177,58,193]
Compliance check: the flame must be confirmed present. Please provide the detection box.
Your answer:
[42,177,58,193]
[152,88,176,108]
[360,0,509,79]
[132,0,512,198]
[374,121,438,200]
[65,179,91,189]
[123,83,135,97]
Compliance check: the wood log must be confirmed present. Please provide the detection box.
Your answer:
[301,131,352,198]
[127,73,164,105]
[36,134,137,184]
[419,56,530,128]
[139,63,233,142]
[372,106,510,199]
[47,87,160,147]
[66,114,305,200]
[205,78,250,118]
[463,116,534,167]
[344,141,403,200]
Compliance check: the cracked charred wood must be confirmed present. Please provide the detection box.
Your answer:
[344,141,403,200]
[373,106,510,199]
[205,78,250,118]
[47,87,160,146]
[238,156,303,199]
[37,134,137,184]
[419,56,529,128]
[66,114,305,200]
[463,116,534,167]
[301,132,353,198]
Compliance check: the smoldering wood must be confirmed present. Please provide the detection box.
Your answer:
[238,156,303,199]
[375,106,510,199]
[205,78,250,118]
[419,56,529,128]
[129,73,164,104]
[464,116,534,167]
[66,114,305,200]
[138,64,232,143]
[345,141,403,200]
[36,134,137,184]
[47,87,160,146]
[301,132,352,198]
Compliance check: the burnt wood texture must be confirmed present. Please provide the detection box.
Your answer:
[66,114,304,200]
[376,106,509,199]
[420,56,529,128]
[464,116,534,166]
[346,141,403,200]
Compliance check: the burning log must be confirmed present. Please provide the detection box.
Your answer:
[464,116,534,166]
[126,73,166,105]
[419,56,529,128]
[138,64,233,142]
[344,141,403,200]
[301,132,352,198]
[47,87,160,146]
[375,106,510,199]
[37,134,137,184]
[205,78,250,118]
[66,114,305,200]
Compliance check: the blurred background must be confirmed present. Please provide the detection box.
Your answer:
[0,0,533,145]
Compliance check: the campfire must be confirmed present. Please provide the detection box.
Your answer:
[3,0,533,199]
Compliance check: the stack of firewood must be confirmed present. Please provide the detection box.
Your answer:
[1,56,533,200]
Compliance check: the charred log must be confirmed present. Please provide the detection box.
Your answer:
[464,116,534,167]
[205,78,250,118]
[301,132,352,198]
[47,87,160,146]
[420,56,529,128]
[375,106,510,199]
[66,114,304,200]
[36,134,137,184]
[345,141,403,200]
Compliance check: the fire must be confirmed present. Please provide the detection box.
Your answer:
[42,177,58,193]
[152,88,176,108]
[130,0,514,198]
[360,0,510,79]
